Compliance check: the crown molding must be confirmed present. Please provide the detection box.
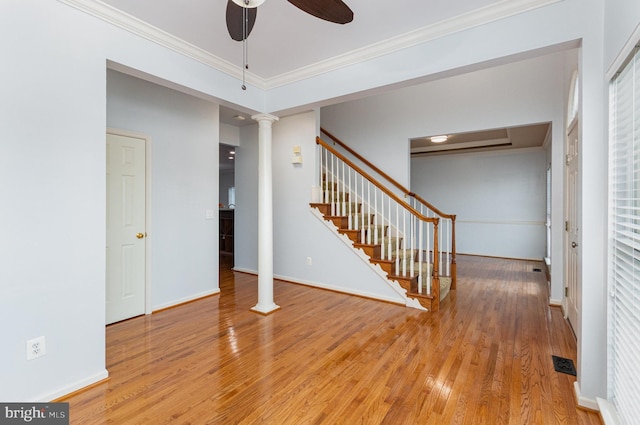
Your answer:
[56,0,263,88]
[58,0,560,91]
[264,0,562,89]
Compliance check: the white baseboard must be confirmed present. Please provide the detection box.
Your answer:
[274,273,404,305]
[597,398,622,425]
[231,267,257,275]
[152,288,220,312]
[231,266,404,304]
[37,369,109,402]
[574,381,600,411]
[549,298,562,306]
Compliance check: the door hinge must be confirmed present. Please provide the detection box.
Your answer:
[565,221,569,231]
[565,287,568,297]
[566,154,570,165]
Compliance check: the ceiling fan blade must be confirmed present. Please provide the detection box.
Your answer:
[287,0,353,24]
[226,0,257,41]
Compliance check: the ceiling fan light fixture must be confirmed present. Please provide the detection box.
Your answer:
[231,0,265,8]
[430,135,448,143]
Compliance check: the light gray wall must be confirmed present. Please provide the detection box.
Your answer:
[0,0,623,406]
[107,70,219,310]
[604,0,640,71]
[220,123,240,146]
[234,125,260,270]
[219,170,235,207]
[412,149,547,259]
[0,0,260,402]
[234,112,404,302]
[322,52,569,261]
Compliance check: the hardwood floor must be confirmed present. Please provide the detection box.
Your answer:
[61,255,602,424]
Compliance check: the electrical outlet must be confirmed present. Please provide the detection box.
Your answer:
[306,257,312,266]
[26,336,46,360]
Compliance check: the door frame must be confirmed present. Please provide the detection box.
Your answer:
[107,128,153,317]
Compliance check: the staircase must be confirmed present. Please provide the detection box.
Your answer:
[310,129,457,312]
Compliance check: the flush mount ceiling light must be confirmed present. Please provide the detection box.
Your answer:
[430,135,448,143]
[233,115,245,121]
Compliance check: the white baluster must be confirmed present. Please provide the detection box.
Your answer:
[387,195,392,263]
[340,161,347,215]
[331,154,336,216]
[373,188,378,246]
[427,222,432,295]
[402,210,407,277]
[395,203,400,276]
[348,166,352,229]
[380,193,385,260]
[409,215,414,278]
[418,220,423,294]
[360,176,365,244]
[366,181,371,245]
[323,148,329,207]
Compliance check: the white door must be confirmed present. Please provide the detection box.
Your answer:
[565,119,580,332]
[106,132,146,325]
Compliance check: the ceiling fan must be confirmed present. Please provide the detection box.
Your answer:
[226,0,354,42]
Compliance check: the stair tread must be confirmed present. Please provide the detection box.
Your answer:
[353,242,381,248]
[407,292,435,300]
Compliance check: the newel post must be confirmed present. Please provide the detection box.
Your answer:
[251,113,281,315]
[450,215,457,290]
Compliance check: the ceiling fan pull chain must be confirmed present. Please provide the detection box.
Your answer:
[241,1,248,90]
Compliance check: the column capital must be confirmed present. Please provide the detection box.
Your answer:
[251,113,279,123]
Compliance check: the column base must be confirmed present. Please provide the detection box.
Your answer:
[250,303,281,315]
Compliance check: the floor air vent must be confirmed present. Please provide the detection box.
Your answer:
[552,355,577,376]
[533,268,542,272]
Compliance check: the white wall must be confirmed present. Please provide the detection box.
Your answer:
[412,149,547,259]
[106,70,219,310]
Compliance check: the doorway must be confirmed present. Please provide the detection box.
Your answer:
[219,144,236,270]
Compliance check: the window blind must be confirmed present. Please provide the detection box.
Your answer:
[609,45,640,425]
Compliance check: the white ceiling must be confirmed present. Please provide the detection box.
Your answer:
[100,0,501,80]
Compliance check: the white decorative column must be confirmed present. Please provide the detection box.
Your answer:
[251,113,281,315]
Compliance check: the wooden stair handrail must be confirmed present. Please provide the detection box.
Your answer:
[320,128,456,220]
[317,137,437,225]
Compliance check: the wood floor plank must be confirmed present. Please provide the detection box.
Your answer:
[60,255,602,424]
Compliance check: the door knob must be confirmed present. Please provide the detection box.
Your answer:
[136,233,145,239]
[571,241,577,248]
